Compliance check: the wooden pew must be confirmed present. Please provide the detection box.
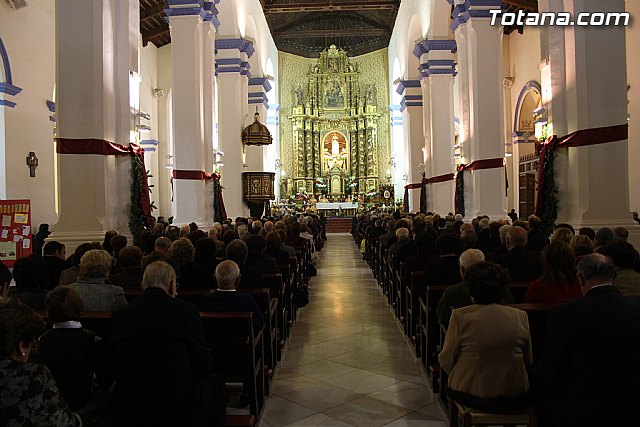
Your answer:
[407,271,424,356]
[200,312,265,418]
[238,288,278,395]
[263,273,287,361]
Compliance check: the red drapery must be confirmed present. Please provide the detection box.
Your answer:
[172,169,227,221]
[535,123,628,216]
[56,138,152,222]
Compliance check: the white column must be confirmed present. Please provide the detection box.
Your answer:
[216,38,253,219]
[389,105,405,206]
[201,2,218,226]
[166,0,213,227]
[540,0,636,234]
[453,0,506,219]
[53,0,137,248]
[416,39,457,214]
[398,80,424,213]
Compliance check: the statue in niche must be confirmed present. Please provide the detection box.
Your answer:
[294,85,304,106]
[364,84,377,106]
[329,58,338,73]
[324,80,344,109]
[323,133,347,171]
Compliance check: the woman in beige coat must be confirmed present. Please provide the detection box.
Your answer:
[439,261,532,411]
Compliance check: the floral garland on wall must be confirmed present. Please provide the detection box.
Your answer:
[212,175,226,223]
[536,137,559,237]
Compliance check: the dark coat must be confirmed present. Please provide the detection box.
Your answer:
[263,246,290,266]
[7,287,47,311]
[37,328,112,411]
[110,288,223,426]
[535,286,640,427]
[491,246,541,282]
[177,262,215,290]
[246,252,279,274]
[238,264,266,289]
[198,291,264,332]
[110,268,144,291]
[422,256,462,287]
[526,230,550,253]
[42,256,68,290]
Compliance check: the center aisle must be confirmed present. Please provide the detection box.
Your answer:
[260,234,448,426]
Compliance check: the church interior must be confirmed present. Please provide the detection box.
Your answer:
[1,0,640,426]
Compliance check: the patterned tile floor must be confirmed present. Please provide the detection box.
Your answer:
[258,234,448,426]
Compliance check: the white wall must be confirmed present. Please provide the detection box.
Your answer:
[0,0,57,229]
[626,0,640,212]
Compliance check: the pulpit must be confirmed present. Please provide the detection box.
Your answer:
[242,172,275,218]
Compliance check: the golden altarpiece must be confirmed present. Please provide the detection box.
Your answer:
[289,46,382,199]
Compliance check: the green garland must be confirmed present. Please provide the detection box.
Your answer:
[539,147,558,236]
[455,170,465,217]
[128,152,155,246]
[213,177,224,223]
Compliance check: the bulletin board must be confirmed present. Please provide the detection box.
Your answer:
[0,199,32,267]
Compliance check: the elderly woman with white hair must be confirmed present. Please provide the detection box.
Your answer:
[69,249,127,311]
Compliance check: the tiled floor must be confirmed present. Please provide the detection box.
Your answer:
[259,234,448,427]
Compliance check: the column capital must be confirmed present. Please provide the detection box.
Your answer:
[400,95,423,112]
[166,0,220,28]
[395,79,421,95]
[450,0,502,32]
[413,39,457,59]
[215,38,255,58]
[248,76,272,92]
[419,60,457,78]
[248,91,269,108]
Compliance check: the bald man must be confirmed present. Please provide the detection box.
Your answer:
[197,260,264,332]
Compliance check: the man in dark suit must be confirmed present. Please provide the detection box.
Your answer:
[110,261,225,426]
[226,239,265,289]
[423,233,462,286]
[41,241,68,289]
[536,254,640,427]
[525,215,549,252]
[198,260,264,332]
[491,226,541,282]
[387,227,414,269]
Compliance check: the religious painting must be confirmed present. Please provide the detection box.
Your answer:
[517,89,541,132]
[324,80,344,109]
[321,131,348,173]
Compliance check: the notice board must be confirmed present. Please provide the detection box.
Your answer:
[0,199,32,267]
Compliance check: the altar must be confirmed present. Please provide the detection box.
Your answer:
[316,202,359,217]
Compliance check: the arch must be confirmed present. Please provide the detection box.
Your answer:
[216,0,241,37]
[0,37,12,84]
[428,0,453,38]
[513,81,542,132]
[244,14,261,75]
[391,57,402,105]
[406,15,423,79]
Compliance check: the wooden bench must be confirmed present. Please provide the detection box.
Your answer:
[200,311,265,418]
[449,400,536,427]
[225,414,256,427]
[265,272,288,358]
[238,288,278,395]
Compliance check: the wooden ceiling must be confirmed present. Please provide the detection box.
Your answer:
[140,0,170,48]
[140,0,538,52]
[260,0,400,57]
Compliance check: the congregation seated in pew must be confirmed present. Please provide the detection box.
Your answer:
[525,241,582,303]
[437,249,515,328]
[439,261,532,412]
[534,253,640,427]
[69,249,127,312]
[491,226,541,282]
[110,261,226,426]
[198,260,265,333]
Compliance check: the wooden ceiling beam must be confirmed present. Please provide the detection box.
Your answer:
[275,27,390,38]
[264,0,399,14]
[141,3,167,21]
[142,26,170,45]
[502,0,538,12]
